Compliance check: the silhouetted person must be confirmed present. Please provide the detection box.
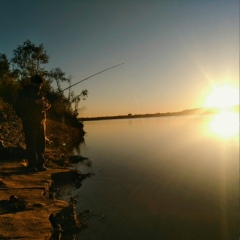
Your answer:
[15,75,51,172]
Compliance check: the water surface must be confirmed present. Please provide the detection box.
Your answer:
[72,115,238,240]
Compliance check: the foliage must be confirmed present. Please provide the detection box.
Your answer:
[0,54,10,78]
[47,67,71,92]
[0,98,25,150]
[11,40,49,80]
[0,40,88,125]
[0,54,20,104]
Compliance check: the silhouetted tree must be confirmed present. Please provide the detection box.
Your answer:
[47,67,71,92]
[0,40,88,121]
[0,54,10,78]
[0,54,19,103]
[11,40,49,81]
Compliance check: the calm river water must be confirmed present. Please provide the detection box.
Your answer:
[70,114,238,240]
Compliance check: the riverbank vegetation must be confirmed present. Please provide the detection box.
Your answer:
[0,40,88,129]
[0,97,84,162]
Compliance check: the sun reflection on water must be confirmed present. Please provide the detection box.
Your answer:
[209,111,239,138]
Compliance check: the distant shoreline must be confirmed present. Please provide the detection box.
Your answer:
[79,106,239,122]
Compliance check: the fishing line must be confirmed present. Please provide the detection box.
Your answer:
[58,63,125,93]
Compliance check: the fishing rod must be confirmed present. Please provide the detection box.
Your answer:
[58,63,124,94]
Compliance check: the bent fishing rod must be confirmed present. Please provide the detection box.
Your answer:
[57,63,124,94]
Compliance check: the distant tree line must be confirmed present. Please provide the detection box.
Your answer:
[79,107,229,121]
[0,40,88,127]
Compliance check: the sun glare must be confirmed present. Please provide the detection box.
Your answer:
[210,112,239,137]
[205,85,239,110]
[205,84,239,137]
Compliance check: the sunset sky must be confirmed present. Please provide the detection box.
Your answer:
[1,0,239,117]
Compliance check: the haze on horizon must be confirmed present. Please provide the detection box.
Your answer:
[1,0,239,118]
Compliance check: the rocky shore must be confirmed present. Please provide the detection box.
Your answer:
[0,100,90,239]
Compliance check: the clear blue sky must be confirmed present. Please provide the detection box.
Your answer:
[1,0,239,117]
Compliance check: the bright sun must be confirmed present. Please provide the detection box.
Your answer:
[205,85,239,110]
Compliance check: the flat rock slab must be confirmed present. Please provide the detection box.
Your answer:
[0,160,71,239]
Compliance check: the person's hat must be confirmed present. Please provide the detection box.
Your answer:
[31,74,44,84]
